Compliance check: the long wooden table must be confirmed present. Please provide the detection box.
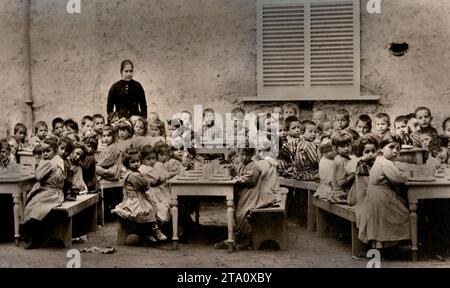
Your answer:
[406,178,450,261]
[0,175,35,246]
[168,177,237,251]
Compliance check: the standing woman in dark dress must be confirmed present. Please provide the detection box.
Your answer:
[107,60,148,119]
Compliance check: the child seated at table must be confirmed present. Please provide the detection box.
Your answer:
[313,142,338,201]
[116,119,133,152]
[57,137,75,201]
[0,140,19,171]
[51,117,65,139]
[66,143,88,199]
[334,109,358,140]
[354,114,372,137]
[330,131,355,203]
[80,115,94,140]
[394,115,421,147]
[63,119,79,137]
[14,123,29,150]
[148,119,166,146]
[82,136,99,193]
[139,145,171,225]
[112,148,167,244]
[312,109,327,126]
[277,116,303,178]
[92,114,105,141]
[200,108,223,147]
[282,102,299,119]
[374,113,391,140]
[6,136,19,164]
[419,126,439,151]
[293,120,319,181]
[22,137,65,249]
[425,137,448,173]
[215,148,276,250]
[441,117,450,150]
[415,106,438,135]
[347,135,378,206]
[96,125,123,181]
[356,133,411,251]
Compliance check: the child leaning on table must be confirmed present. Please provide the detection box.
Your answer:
[111,148,167,243]
[215,148,276,250]
[139,145,171,224]
[356,133,411,251]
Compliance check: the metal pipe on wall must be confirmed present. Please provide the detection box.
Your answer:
[24,0,34,129]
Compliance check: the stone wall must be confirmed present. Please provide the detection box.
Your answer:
[1,0,449,136]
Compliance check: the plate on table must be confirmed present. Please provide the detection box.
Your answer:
[408,176,436,182]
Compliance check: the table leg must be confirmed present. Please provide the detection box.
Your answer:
[13,194,21,246]
[170,197,179,249]
[226,198,235,252]
[409,202,418,261]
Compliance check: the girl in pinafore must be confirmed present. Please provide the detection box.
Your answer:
[112,149,167,243]
[22,137,65,249]
[356,133,411,250]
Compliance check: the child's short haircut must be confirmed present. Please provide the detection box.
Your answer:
[439,135,449,147]
[52,117,64,130]
[58,136,74,153]
[181,110,192,116]
[14,123,27,134]
[116,120,133,135]
[81,115,93,126]
[123,148,141,169]
[203,108,215,118]
[419,126,438,137]
[34,121,48,133]
[149,119,166,137]
[134,117,148,135]
[107,112,119,124]
[42,137,58,151]
[353,134,379,157]
[238,147,255,155]
[302,120,316,128]
[331,131,353,147]
[102,125,117,141]
[357,114,372,130]
[282,103,299,116]
[442,117,450,131]
[63,119,79,133]
[92,114,105,122]
[318,120,333,133]
[153,140,169,154]
[375,113,390,124]
[415,106,432,117]
[394,115,409,125]
[336,109,350,120]
[285,116,301,130]
[83,136,98,152]
[140,145,156,160]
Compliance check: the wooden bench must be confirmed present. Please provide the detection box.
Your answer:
[249,188,289,250]
[99,179,125,224]
[278,177,319,232]
[313,197,365,258]
[42,194,99,248]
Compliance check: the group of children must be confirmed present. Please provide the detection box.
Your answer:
[4,102,450,253]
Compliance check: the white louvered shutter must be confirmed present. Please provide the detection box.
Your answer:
[256,0,361,101]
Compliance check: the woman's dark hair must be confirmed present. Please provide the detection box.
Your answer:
[120,59,134,73]
[123,148,141,169]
